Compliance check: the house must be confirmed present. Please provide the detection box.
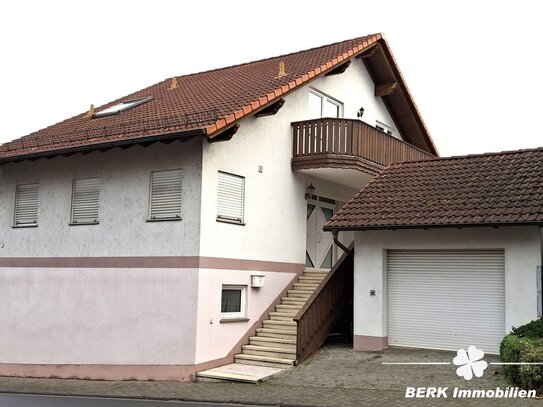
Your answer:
[325,148,543,355]
[0,33,437,381]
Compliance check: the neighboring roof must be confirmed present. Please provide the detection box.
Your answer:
[0,33,437,162]
[325,147,543,231]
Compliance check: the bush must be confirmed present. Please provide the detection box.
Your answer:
[511,319,543,339]
[500,320,543,394]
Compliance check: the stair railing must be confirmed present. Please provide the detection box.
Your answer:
[294,244,354,363]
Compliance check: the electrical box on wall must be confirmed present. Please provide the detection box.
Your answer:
[251,274,265,288]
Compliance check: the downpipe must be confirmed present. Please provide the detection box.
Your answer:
[332,230,353,255]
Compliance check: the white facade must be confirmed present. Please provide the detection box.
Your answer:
[353,227,542,353]
[0,57,396,379]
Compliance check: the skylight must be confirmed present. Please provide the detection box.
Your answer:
[93,96,152,118]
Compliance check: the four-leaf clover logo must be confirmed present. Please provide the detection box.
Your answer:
[453,345,488,380]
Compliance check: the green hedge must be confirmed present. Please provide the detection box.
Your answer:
[500,319,543,393]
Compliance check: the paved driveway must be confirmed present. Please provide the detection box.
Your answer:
[0,345,539,406]
[270,344,508,391]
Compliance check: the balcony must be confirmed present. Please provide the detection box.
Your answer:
[292,118,436,185]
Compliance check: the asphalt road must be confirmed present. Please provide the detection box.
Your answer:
[0,394,262,407]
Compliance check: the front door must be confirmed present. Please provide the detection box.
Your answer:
[306,197,335,269]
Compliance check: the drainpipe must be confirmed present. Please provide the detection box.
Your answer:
[332,230,353,255]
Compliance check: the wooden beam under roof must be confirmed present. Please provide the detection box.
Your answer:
[325,60,351,76]
[375,82,398,97]
[254,98,285,117]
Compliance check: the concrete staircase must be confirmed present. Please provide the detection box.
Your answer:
[197,269,327,382]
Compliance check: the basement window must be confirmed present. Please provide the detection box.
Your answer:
[221,285,247,320]
[93,96,152,118]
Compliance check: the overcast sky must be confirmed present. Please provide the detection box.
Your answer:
[1,0,541,157]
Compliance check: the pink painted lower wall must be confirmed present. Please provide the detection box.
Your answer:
[353,335,388,351]
[194,268,302,364]
[0,364,197,381]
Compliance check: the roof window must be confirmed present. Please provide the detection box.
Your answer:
[93,96,152,118]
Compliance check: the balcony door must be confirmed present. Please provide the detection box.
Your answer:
[309,89,343,119]
[306,197,335,269]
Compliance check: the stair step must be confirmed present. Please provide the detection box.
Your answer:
[235,354,295,368]
[269,312,295,321]
[303,271,329,277]
[276,304,301,311]
[242,345,296,359]
[281,297,307,303]
[249,336,296,348]
[256,328,297,339]
[287,290,313,298]
[263,320,296,329]
[298,276,325,283]
[293,283,320,290]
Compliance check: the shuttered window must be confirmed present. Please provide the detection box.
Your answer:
[70,177,101,224]
[13,183,39,226]
[148,169,183,220]
[217,171,244,224]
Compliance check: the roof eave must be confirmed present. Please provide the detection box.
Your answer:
[0,128,206,164]
[324,221,543,232]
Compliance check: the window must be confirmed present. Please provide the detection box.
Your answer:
[217,171,245,224]
[221,285,247,319]
[308,89,343,118]
[148,169,183,221]
[13,183,39,227]
[71,177,101,225]
[375,120,395,136]
[93,96,152,118]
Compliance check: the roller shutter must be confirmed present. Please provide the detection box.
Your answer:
[387,249,505,354]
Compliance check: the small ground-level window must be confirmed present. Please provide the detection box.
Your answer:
[13,183,39,227]
[221,285,247,319]
[71,177,101,225]
[148,169,183,221]
[217,171,245,224]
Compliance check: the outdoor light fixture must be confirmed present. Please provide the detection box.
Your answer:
[305,183,316,200]
[357,106,365,118]
[251,274,265,288]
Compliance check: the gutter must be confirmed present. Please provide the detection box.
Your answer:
[0,129,206,164]
[324,221,543,233]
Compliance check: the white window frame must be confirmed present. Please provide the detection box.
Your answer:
[217,171,245,225]
[147,168,183,221]
[375,120,395,136]
[309,88,344,118]
[13,183,39,228]
[70,177,101,225]
[220,285,247,320]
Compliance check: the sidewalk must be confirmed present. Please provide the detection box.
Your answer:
[0,345,539,406]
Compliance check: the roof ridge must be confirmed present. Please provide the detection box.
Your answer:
[172,34,380,80]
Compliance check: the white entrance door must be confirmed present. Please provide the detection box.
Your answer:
[387,249,506,354]
[306,198,335,269]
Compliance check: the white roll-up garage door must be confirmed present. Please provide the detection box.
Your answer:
[387,250,505,354]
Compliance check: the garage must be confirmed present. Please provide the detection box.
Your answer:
[387,249,505,354]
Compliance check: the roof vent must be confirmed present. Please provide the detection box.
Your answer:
[93,96,152,118]
[275,61,287,78]
[169,77,178,90]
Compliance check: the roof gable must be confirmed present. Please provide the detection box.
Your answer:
[0,34,436,162]
[325,147,543,230]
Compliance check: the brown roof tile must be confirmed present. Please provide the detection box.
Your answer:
[0,35,387,161]
[325,147,543,230]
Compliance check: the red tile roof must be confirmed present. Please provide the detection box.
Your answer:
[0,34,399,161]
[325,147,543,230]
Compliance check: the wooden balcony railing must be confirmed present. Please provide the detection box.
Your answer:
[292,118,435,171]
[294,244,354,364]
